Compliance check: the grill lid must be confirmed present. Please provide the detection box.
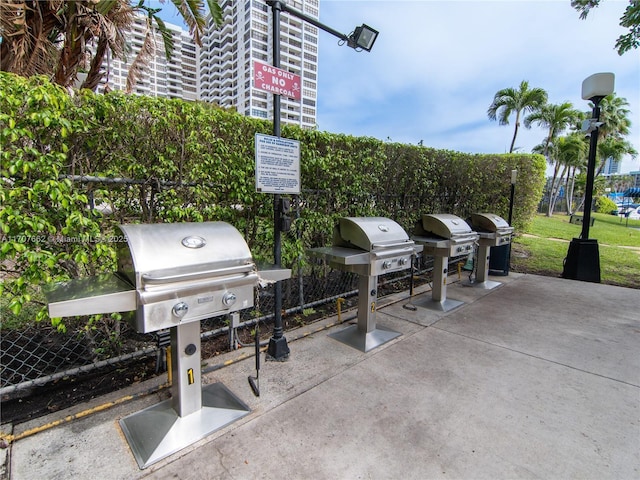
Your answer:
[470,213,514,234]
[118,222,254,288]
[416,214,473,239]
[332,217,413,252]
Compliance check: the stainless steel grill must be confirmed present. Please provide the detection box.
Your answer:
[47,222,277,333]
[44,221,289,469]
[469,213,514,246]
[467,213,514,289]
[309,217,422,352]
[412,214,479,311]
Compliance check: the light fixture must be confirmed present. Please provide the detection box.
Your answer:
[581,72,614,101]
[349,24,379,51]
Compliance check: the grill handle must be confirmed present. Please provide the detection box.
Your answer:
[142,264,255,285]
[371,241,414,250]
[138,272,260,305]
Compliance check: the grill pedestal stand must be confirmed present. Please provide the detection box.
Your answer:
[412,214,478,313]
[467,244,502,290]
[119,322,250,469]
[413,256,464,312]
[329,274,401,352]
[466,214,513,289]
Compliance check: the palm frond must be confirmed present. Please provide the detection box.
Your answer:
[170,0,205,46]
[1,0,62,77]
[125,17,155,93]
[152,16,175,59]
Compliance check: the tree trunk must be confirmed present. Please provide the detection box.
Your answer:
[565,167,577,214]
[546,162,561,216]
[82,37,108,91]
[549,165,568,215]
[509,111,521,153]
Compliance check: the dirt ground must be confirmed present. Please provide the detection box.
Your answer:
[0,298,354,426]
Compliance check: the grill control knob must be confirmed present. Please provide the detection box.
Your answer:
[398,257,408,266]
[382,261,392,270]
[222,292,237,307]
[172,302,189,318]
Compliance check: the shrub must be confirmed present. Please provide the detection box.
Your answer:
[595,196,618,214]
[0,72,546,331]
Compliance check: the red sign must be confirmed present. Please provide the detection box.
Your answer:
[253,60,301,100]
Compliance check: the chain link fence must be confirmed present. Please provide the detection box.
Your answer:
[0,253,458,399]
[1,178,482,399]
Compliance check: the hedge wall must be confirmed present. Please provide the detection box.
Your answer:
[0,73,546,326]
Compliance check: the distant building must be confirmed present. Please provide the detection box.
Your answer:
[602,157,621,175]
[200,0,319,129]
[100,16,200,101]
[96,0,319,129]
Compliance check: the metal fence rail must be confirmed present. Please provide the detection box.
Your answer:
[2,180,476,398]
[0,255,461,398]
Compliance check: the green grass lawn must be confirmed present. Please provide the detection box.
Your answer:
[510,213,640,289]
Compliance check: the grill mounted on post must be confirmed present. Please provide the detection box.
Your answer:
[45,221,290,469]
[466,213,514,289]
[411,214,478,312]
[309,217,422,352]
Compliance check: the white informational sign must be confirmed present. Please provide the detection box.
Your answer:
[255,133,301,194]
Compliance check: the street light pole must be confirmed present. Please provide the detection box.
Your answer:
[266,0,289,361]
[265,1,379,360]
[562,72,614,283]
[506,169,517,272]
[580,98,603,240]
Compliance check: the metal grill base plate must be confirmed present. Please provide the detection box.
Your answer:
[463,279,503,290]
[328,324,401,352]
[412,296,464,312]
[119,383,250,469]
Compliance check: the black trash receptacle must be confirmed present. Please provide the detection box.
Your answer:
[488,243,510,276]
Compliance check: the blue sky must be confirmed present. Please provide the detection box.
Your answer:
[159,0,639,174]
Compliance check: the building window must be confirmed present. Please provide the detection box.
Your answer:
[304,43,318,53]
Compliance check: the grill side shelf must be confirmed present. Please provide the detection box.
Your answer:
[44,273,136,318]
[307,246,371,265]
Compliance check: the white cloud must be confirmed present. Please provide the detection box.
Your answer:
[317,0,639,173]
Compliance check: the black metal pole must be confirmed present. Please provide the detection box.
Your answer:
[506,172,516,272]
[277,1,350,43]
[580,98,603,240]
[508,182,515,225]
[266,0,290,361]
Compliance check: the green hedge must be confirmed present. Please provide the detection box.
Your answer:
[0,72,546,327]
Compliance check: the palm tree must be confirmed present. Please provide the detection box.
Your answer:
[596,136,638,176]
[526,102,583,216]
[590,94,634,175]
[556,133,589,214]
[1,1,65,78]
[60,1,135,90]
[524,102,583,158]
[0,0,223,90]
[487,80,548,153]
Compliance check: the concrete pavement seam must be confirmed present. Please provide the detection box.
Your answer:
[430,326,640,388]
